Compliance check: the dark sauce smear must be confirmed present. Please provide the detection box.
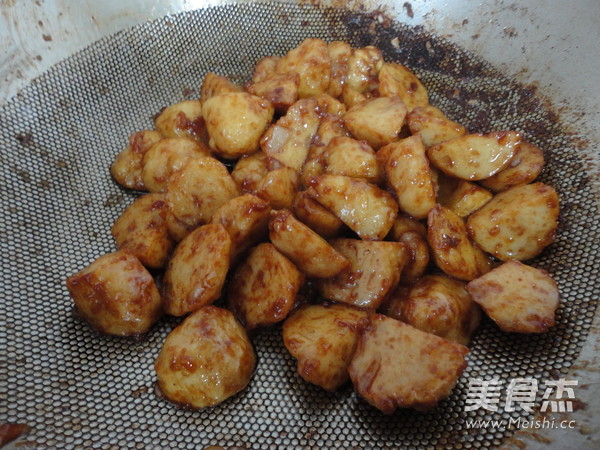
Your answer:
[0,423,30,447]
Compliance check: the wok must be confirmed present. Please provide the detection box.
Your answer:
[1,0,598,448]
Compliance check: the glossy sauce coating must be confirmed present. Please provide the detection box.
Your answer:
[155,306,255,409]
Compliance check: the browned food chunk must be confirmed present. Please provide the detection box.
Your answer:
[343,97,408,149]
[394,231,430,284]
[255,166,300,209]
[407,105,466,147]
[228,243,304,330]
[377,63,428,111]
[466,182,559,261]
[231,152,300,209]
[283,303,370,391]
[479,141,546,192]
[269,209,349,278]
[378,136,436,219]
[428,204,490,281]
[437,176,493,218]
[292,190,344,238]
[326,41,352,98]
[155,100,207,143]
[141,137,211,193]
[202,92,274,159]
[323,136,382,184]
[261,98,320,171]
[348,315,469,413]
[247,72,299,113]
[346,46,383,95]
[165,157,238,241]
[276,38,331,98]
[231,151,270,193]
[300,116,350,189]
[111,193,173,269]
[308,175,398,241]
[252,55,280,83]
[466,260,559,333]
[200,72,242,104]
[389,214,427,239]
[382,275,481,345]
[427,131,521,181]
[155,306,255,409]
[66,251,162,337]
[210,194,271,260]
[162,224,231,317]
[110,130,162,190]
[318,239,408,309]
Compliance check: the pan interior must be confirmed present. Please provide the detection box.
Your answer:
[0,3,597,448]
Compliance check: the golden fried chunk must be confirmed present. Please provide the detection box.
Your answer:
[326,41,352,98]
[437,178,493,218]
[155,306,255,409]
[231,151,269,193]
[269,209,349,278]
[210,194,271,260]
[141,138,211,193]
[378,63,429,112]
[346,46,383,94]
[110,130,162,190]
[467,183,559,261]
[300,116,350,188]
[343,97,408,149]
[383,275,481,345]
[467,260,559,333]
[427,131,521,181]
[323,137,382,184]
[252,55,280,83]
[378,136,436,219]
[395,231,430,284]
[308,175,398,241]
[247,72,299,113]
[66,251,162,337]
[162,224,231,316]
[318,239,408,309]
[479,141,546,192]
[348,315,469,413]
[202,92,274,159]
[389,214,427,239]
[255,166,300,209]
[292,190,344,238]
[407,105,466,147]
[200,72,242,105]
[228,243,303,330]
[231,152,299,209]
[261,98,320,171]
[428,204,489,281]
[165,157,238,241]
[312,114,351,148]
[155,100,207,143]
[276,38,331,97]
[313,93,346,116]
[341,85,370,109]
[111,193,173,269]
[283,304,370,391]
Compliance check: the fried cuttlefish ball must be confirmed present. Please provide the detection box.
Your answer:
[348,314,469,413]
[155,306,256,409]
[65,251,162,337]
[283,303,370,391]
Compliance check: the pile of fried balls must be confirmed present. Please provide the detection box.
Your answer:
[66,38,560,414]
